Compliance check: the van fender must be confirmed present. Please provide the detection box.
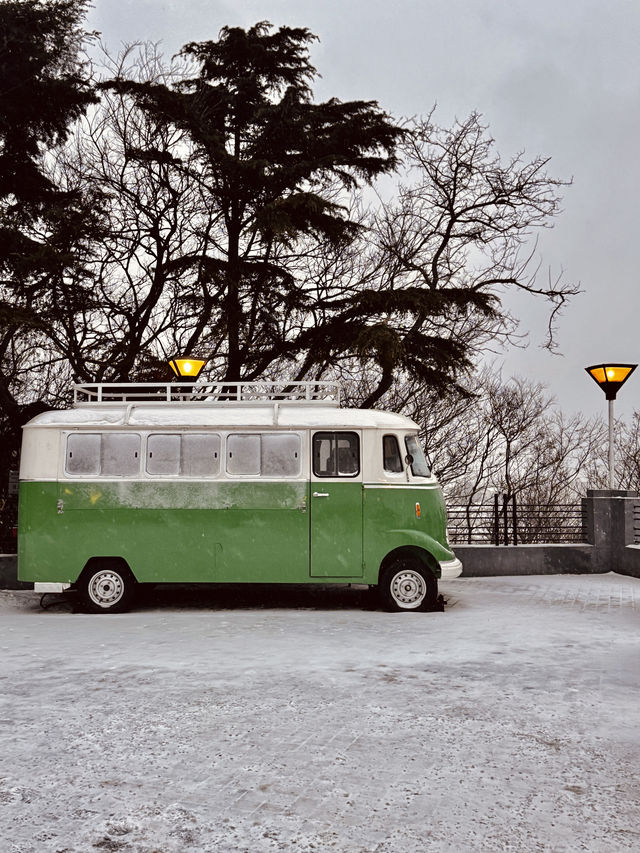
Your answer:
[75,556,138,585]
[378,529,455,581]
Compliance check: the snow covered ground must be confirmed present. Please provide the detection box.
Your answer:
[1,572,639,853]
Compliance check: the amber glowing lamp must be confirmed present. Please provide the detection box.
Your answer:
[585,363,637,400]
[168,357,207,380]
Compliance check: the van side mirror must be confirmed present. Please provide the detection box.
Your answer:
[405,454,414,467]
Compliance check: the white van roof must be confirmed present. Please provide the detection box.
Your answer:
[25,405,418,431]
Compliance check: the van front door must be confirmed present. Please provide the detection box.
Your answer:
[310,431,363,577]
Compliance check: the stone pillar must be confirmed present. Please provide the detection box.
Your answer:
[582,489,638,572]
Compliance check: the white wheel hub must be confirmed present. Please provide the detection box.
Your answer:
[88,570,124,608]
[390,569,426,609]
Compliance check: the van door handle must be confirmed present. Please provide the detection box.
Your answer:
[313,492,330,498]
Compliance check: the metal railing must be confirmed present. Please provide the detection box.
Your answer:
[448,495,587,545]
[73,381,342,406]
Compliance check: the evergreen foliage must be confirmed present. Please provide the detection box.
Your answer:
[104,22,404,382]
[0,0,95,210]
[0,0,98,478]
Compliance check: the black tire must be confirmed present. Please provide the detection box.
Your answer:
[77,560,137,614]
[378,557,438,612]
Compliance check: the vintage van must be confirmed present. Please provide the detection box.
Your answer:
[18,381,462,612]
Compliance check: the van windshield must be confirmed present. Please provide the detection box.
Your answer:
[404,435,431,477]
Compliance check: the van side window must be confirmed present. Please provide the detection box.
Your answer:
[102,433,141,477]
[262,433,300,477]
[146,433,220,477]
[147,434,180,475]
[227,434,261,475]
[226,433,301,477]
[383,435,403,473]
[66,433,141,477]
[313,432,360,477]
[182,434,220,477]
[66,433,101,475]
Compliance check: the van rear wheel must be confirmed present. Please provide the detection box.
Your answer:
[379,558,437,612]
[77,561,136,614]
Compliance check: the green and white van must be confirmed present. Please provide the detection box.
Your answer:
[18,381,462,612]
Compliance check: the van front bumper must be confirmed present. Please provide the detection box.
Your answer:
[439,557,463,579]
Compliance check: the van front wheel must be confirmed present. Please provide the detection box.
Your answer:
[78,562,136,614]
[379,558,437,612]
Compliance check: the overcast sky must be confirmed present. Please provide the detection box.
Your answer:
[86,0,640,420]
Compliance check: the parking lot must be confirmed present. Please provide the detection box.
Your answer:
[1,572,639,852]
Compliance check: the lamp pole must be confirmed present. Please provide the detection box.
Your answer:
[608,397,615,489]
[585,363,637,490]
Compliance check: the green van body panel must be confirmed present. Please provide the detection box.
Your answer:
[18,477,455,585]
[362,485,451,576]
[19,480,310,584]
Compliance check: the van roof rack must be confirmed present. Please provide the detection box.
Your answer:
[73,381,341,407]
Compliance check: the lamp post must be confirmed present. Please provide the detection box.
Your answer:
[168,357,207,382]
[585,363,637,489]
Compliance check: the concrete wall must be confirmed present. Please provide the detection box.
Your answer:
[454,544,594,577]
[620,545,640,579]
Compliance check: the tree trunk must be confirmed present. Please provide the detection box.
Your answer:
[224,224,242,381]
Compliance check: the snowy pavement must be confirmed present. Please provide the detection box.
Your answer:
[1,572,639,853]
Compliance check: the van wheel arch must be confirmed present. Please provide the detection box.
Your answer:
[75,557,138,614]
[377,547,439,612]
[378,546,439,582]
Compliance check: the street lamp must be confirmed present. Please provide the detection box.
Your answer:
[585,363,637,489]
[168,357,207,381]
